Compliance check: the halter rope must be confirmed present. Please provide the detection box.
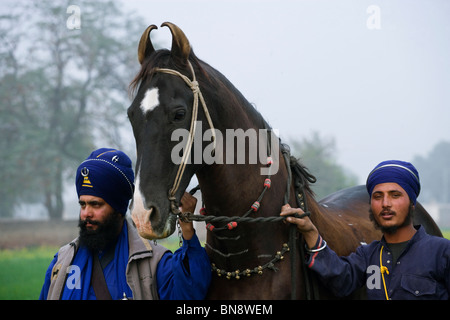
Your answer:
[152,61,216,212]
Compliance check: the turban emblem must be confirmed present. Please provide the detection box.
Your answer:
[81,167,93,188]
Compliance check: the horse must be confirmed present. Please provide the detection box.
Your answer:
[127,22,443,299]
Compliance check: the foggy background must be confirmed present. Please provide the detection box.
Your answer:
[1,0,449,234]
[127,0,450,182]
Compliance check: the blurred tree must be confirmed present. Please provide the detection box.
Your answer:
[288,132,358,200]
[0,0,144,218]
[413,140,450,204]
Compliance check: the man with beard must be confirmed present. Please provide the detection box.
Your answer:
[281,160,450,300]
[39,148,211,300]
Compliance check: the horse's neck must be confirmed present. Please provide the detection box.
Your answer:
[196,148,291,253]
[196,162,263,215]
[196,85,291,250]
[196,135,287,213]
[197,165,292,273]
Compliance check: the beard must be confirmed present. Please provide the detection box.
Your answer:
[78,211,123,252]
[369,203,414,235]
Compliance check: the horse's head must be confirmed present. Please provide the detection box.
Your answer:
[127,22,210,239]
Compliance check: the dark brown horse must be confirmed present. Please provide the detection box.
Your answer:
[127,22,442,299]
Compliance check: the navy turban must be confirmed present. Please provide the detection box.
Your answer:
[366,160,420,205]
[76,148,135,215]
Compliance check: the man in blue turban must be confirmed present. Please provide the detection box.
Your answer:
[366,160,421,236]
[40,148,211,300]
[281,160,450,300]
[366,160,421,205]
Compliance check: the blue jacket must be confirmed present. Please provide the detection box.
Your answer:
[307,226,450,300]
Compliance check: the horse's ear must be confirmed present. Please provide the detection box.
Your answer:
[161,22,191,63]
[138,24,158,65]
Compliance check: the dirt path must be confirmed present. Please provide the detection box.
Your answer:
[0,220,78,249]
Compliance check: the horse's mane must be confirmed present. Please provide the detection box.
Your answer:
[129,50,172,95]
[281,143,316,196]
[129,49,316,195]
[129,49,231,97]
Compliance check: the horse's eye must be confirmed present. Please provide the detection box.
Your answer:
[173,109,186,122]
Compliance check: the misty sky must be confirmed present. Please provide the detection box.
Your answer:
[1,0,448,186]
[124,0,450,184]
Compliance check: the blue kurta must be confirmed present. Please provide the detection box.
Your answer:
[307,226,450,300]
[156,234,211,300]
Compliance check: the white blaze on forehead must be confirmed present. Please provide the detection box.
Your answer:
[140,87,159,114]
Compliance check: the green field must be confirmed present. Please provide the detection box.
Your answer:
[1,231,449,300]
[0,246,58,299]
[0,237,180,300]
[443,229,450,240]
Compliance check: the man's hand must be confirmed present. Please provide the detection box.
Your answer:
[179,192,197,240]
[280,204,319,249]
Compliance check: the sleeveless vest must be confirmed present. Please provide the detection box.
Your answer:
[46,218,169,300]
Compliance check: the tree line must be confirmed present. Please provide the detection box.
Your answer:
[0,0,142,218]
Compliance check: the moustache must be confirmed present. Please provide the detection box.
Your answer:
[79,218,100,227]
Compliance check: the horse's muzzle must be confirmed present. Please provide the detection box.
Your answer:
[131,203,176,240]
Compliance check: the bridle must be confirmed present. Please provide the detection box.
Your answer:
[152,61,216,214]
[151,60,313,300]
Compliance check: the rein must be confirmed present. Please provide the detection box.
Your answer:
[153,61,313,300]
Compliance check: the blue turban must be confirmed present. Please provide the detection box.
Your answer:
[75,148,135,215]
[366,160,420,205]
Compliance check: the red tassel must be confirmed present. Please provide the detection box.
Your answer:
[264,178,271,188]
[206,223,215,231]
[251,201,260,212]
[200,207,207,215]
[227,222,238,230]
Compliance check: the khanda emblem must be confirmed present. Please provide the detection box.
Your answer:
[81,167,93,188]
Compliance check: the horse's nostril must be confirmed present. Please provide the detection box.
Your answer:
[148,206,160,225]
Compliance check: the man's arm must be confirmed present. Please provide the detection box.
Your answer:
[156,192,211,299]
[178,192,196,240]
[280,204,367,297]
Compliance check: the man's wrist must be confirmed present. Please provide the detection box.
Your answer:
[182,225,195,240]
[304,229,320,249]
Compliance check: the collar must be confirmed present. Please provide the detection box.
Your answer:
[380,225,425,248]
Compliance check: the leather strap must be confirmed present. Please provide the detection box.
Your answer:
[91,254,112,300]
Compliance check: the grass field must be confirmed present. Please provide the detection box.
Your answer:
[442,229,450,239]
[0,236,180,300]
[1,230,449,300]
[0,246,59,299]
